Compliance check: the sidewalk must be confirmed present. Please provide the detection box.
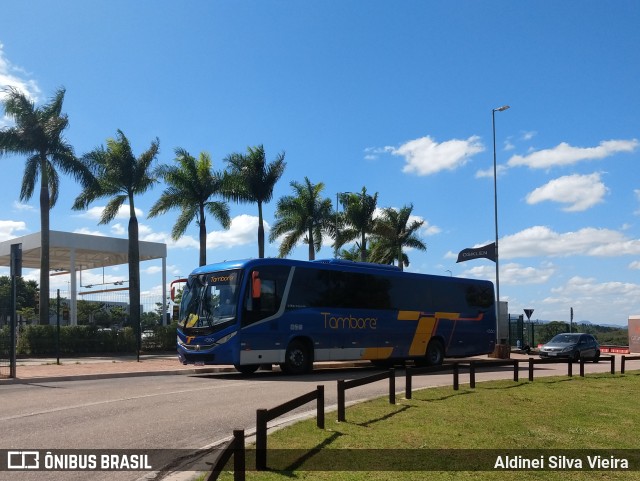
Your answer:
[0,353,235,383]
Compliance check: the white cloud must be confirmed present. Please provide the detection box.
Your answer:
[0,220,27,241]
[207,214,265,249]
[385,135,485,176]
[139,229,199,249]
[12,201,34,211]
[629,260,640,270]
[521,131,537,141]
[460,262,554,285]
[111,223,126,236]
[475,164,508,179]
[77,205,144,221]
[547,276,640,320]
[508,139,638,169]
[501,226,640,259]
[73,228,106,237]
[526,173,608,212]
[0,43,40,109]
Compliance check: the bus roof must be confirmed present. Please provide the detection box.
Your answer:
[188,258,493,287]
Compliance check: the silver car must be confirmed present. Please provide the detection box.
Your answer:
[538,333,600,362]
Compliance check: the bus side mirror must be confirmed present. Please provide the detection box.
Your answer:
[252,271,261,299]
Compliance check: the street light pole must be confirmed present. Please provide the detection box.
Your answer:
[492,105,510,332]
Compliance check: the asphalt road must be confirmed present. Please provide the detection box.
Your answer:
[0,356,621,481]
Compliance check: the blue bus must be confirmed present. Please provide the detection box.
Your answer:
[176,258,496,374]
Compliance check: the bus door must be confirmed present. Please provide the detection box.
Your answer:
[240,266,290,364]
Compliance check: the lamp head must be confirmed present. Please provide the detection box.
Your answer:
[494,105,510,112]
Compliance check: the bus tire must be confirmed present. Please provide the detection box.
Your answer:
[235,364,260,375]
[281,340,312,375]
[425,339,445,366]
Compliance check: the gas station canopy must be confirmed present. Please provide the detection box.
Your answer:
[0,230,166,270]
[0,230,168,325]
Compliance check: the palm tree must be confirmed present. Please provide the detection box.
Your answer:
[0,86,92,324]
[338,244,369,262]
[269,177,333,260]
[370,204,427,270]
[72,130,159,357]
[149,148,231,266]
[335,187,378,262]
[223,145,286,258]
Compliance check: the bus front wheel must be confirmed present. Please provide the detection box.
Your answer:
[425,339,445,366]
[281,340,312,375]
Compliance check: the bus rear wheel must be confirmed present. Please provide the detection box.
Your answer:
[234,364,260,375]
[425,339,445,366]
[281,340,312,375]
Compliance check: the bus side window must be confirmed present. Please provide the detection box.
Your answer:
[243,266,288,326]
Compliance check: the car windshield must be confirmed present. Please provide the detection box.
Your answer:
[548,334,581,344]
[178,270,242,333]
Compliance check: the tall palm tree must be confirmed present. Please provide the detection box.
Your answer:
[0,86,92,324]
[72,130,159,355]
[269,177,333,260]
[335,187,378,262]
[149,148,231,266]
[223,145,286,258]
[370,204,427,271]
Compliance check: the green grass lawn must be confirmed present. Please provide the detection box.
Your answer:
[210,371,640,481]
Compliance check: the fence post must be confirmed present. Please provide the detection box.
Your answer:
[469,362,476,389]
[337,380,346,422]
[528,358,534,382]
[233,429,245,481]
[610,355,616,375]
[568,358,573,377]
[579,358,585,377]
[256,409,268,470]
[388,368,396,404]
[621,356,625,374]
[513,360,519,382]
[405,367,413,400]
[453,363,459,390]
[317,385,325,429]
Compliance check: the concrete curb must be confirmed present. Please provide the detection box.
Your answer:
[0,360,373,384]
[0,366,237,384]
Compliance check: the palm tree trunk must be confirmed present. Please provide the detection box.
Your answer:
[128,211,141,360]
[398,244,404,271]
[257,201,265,258]
[360,232,367,262]
[39,158,50,325]
[198,205,207,266]
[308,227,315,261]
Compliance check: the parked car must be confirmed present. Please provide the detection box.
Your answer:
[539,333,600,362]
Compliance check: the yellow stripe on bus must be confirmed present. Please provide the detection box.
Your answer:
[397,310,422,321]
[408,315,437,356]
[361,347,394,360]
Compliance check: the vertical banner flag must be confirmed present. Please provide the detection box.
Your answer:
[456,242,496,263]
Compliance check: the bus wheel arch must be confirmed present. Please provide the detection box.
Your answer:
[281,338,314,375]
[425,338,445,366]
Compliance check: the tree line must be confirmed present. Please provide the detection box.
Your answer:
[0,87,427,327]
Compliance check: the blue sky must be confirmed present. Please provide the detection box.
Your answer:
[1,1,639,326]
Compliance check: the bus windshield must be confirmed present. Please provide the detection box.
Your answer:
[178,269,242,334]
